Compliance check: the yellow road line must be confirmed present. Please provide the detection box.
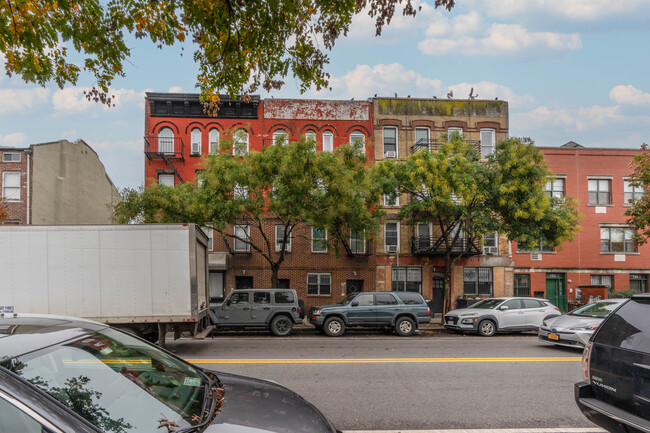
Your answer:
[184,357,581,364]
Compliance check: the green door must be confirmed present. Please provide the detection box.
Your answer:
[545,273,568,312]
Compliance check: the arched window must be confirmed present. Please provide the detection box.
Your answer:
[209,129,220,153]
[233,129,249,155]
[190,128,202,155]
[273,129,288,146]
[305,130,316,151]
[349,131,365,147]
[322,131,333,152]
[158,127,174,154]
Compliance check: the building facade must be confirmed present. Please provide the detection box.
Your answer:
[0,147,30,224]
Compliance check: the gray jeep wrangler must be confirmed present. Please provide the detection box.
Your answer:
[209,289,304,336]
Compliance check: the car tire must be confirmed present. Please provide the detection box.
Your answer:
[323,317,345,337]
[395,317,416,336]
[478,319,496,337]
[270,315,293,337]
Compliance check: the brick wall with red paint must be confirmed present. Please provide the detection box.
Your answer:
[0,148,31,224]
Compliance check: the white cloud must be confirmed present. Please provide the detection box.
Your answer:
[168,86,185,93]
[52,87,147,113]
[0,88,50,114]
[513,104,622,133]
[609,85,650,106]
[0,132,29,147]
[479,0,650,22]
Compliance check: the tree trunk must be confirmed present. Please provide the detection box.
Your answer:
[270,264,279,288]
[442,256,454,316]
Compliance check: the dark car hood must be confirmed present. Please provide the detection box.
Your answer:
[310,304,341,311]
[204,371,336,433]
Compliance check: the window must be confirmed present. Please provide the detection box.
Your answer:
[233,129,249,155]
[349,131,365,147]
[392,266,422,293]
[376,293,398,305]
[480,128,495,158]
[234,224,250,252]
[517,239,554,253]
[350,230,365,254]
[417,223,431,249]
[464,267,493,296]
[600,226,636,253]
[545,178,565,199]
[624,179,644,205]
[514,274,530,297]
[253,292,271,304]
[595,298,650,352]
[202,226,213,250]
[2,152,21,162]
[158,127,174,153]
[158,174,175,187]
[483,232,498,255]
[383,127,397,157]
[588,178,611,205]
[0,396,43,433]
[630,274,649,292]
[502,299,522,309]
[384,190,399,207]
[384,222,399,252]
[209,129,220,153]
[275,224,291,252]
[523,299,544,308]
[233,183,248,198]
[447,127,463,141]
[415,127,429,147]
[230,292,249,304]
[307,273,331,296]
[591,275,614,293]
[322,131,333,152]
[273,129,288,146]
[208,271,224,301]
[2,172,20,201]
[190,128,202,155]
[305,130,316,149]
[355,293,374,306]
[312,227,327,253]
[275,291,295,303]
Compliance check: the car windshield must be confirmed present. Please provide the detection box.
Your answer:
[468,299,504,309]
[569,301,621,318]
[2,328,209,433]
[339,294,358,306]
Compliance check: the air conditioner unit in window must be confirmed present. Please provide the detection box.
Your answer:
[276,243,291,253]
[483,246,498,255]
[530,253,542,261]
[386,245,398,253]
[191,142,201,154]
[384,151,396,158]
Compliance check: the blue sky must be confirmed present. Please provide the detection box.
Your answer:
[1,0,649,190]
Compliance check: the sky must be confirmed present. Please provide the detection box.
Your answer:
[1,0,649,190]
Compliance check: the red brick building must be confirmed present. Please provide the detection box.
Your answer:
[0,147,30,224]
[512,142,650,310]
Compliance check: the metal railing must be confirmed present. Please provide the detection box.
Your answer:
[411,236,482,257]
[144,136,184,158]
[410,139,481,154]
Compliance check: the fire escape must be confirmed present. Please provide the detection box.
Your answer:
[144,136,185,183]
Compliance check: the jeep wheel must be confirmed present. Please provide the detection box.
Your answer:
[395,317,416,336]
[270,315,293,337]
[323,317,345,337]
[478,319,496,337]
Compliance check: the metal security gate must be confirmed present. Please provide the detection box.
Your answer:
[546,273,568,312]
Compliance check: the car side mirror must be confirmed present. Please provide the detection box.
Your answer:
[499,306,509,310]
[351,301,359,307]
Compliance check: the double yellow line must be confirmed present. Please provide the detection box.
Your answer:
[184,356,581,364]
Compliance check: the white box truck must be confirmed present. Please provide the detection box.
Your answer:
[0,224,212,345]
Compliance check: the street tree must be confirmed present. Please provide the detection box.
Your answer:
[0,201,6,222]
[113,138,383,287]
[1,0,455,107]
[374,136,581,313]
[625,143,650,244]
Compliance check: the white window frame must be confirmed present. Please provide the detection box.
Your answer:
[311,227,328,253]
[384,222,400,253]
[209,129,220,153]
[447,127,463,141]
[414,127,429,146]
[275,224,292,252]
[158,174,175,187]
[233,129,249,156]
[483,232,499,255]
[417,222,432,249]
[305,130,317,150]
[322,131,334,152]
[384,190,399,207]
[233,183,249,198]
[190,128,202,155]
[2,172,21,201]
[273,129,289,146]
[234,224,250,252]
[307,273,331,296]
[383,126,398,158]
[2,152,21,162]
[545,177,565,199]
[349,131,365,147]
[480,128,495,158]
[350,230,366,254]
[158,127,174,154]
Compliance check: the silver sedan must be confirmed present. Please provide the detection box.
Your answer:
[538,298,626,348]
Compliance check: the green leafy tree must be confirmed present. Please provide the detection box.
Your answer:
[114,138,382,287]
[0,200,6,222]
[374,136,581,313]
[1,0,454,107]
[625,143,650,244]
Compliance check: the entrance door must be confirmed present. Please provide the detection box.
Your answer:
[546,273,568,312]
[277,279,290,289]
[432,274,444,314]
[235,276,253,290]
[346,279,363,295]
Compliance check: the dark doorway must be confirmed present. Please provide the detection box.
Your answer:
[277,279,290,289]
[235,276,254,290]
[346,279,363,295]
[432,274,444,314]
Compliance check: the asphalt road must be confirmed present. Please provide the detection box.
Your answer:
[165,332,598,431]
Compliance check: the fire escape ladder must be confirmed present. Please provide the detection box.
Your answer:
[161,153,184,184]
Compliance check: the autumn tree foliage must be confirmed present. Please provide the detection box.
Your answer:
[625,143,650,244]
[0,201,7,222]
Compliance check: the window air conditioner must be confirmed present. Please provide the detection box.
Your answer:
[276,242,291,252]
[483,246,498,255]
[191,142,201,154]
[386,245,398,253]
[384,151,396,158]
[530,253,542,261]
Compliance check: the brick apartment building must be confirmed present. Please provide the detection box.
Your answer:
[512,142,650,310]
[0,140,119,225]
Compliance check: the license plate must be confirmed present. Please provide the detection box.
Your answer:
[548,333,559,341]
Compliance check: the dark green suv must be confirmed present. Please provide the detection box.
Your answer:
[308,291,431,337]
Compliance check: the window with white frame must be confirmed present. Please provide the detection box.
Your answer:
[392,266,422,293]
[447,127,463,141]
[624,179,644,205]
[233,129,249,155]
[464,267,493,296]
[273,129,288,146]
[385,222,399,252]
[545,178,565,198]
[305,130,316,149]
[600,226,636,253]
[517,239,553,253]
[190,128,202,155]
[312,227,327,253]
[415,128,429,147]
[209,129,220,153]
[480,128,495,158]
[307,273,331,296]
[2,152,21,162]
[591,275,614,293]
[233,183,248,198]
[350,230,365,254]
[483,232,498,255]
[349,131,365,147]
[588,178,611,205]
[158,127,174,153]
[2,172,20,201]
[158,174,175,187]
[417,223,431,249]
[384,190,399,207]
[383,127,397,158]
[202,227,213,250]
[275,224,291,252]
[234,225,250,252]
[322,131,333,152]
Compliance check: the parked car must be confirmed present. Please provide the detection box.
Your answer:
[575,294,650,433]
[0,314,339,433]
[210,289,304,336]
[538,298,626,348]
[444,297,560,336]
[308,291,431,337]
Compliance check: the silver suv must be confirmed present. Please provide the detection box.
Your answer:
[444,297,561,336]
[209,289,304,336]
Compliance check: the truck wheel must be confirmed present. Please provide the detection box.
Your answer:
[323,317,345,337]
[395,317,416,336]
[478,319,496,337]
[270,315,293,337]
